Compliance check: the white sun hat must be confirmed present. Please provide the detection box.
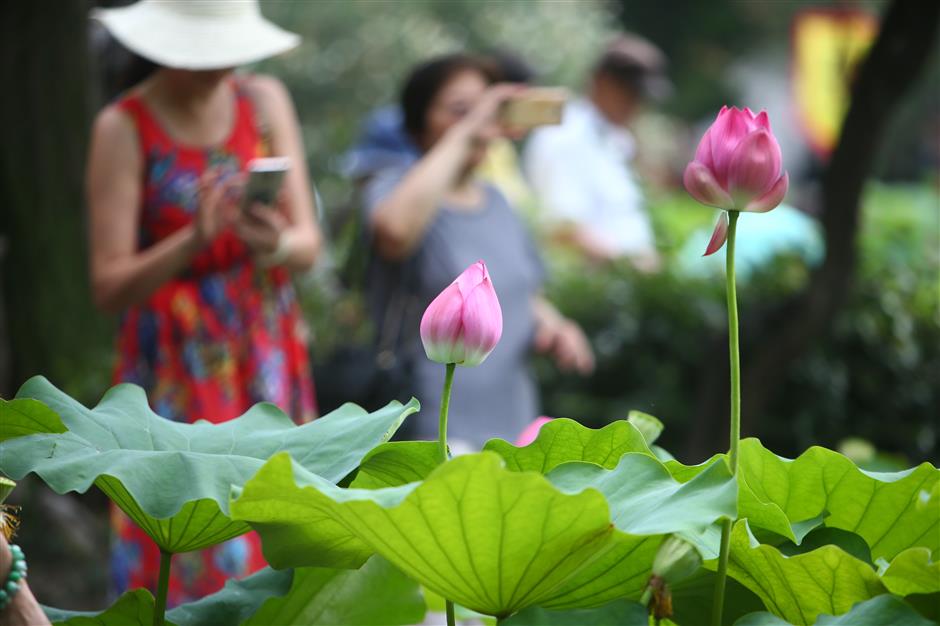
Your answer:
[91,0,300,70]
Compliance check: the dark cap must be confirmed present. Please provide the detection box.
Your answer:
[594,33,672,101]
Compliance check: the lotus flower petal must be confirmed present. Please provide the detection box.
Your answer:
[684,161,734,210]
[708,107,753,187]
[514,417,554,447]
[743,172,789,213]
[704,212,730,256]
[727,129,783,200]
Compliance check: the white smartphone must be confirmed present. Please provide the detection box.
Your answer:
[241,157,290,211]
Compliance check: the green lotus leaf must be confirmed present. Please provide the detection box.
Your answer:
[548,453,736,538]
[482,418,654,473]
[669,569,767,626]
[536,533,663,610]
[724,520,887,625]
[501,599,648,626]
[736,439,939,554]
[0,397,66,441]
[880,547,940,596]
[245,556,425,625]
[734,593,938,626]
[0,376,417,553]
[539,454,736,609]
[349,441,441,489]
[167,566,293,625]
[627,410,664,445]
[664,454,726,483]
[233,451,702,617]
[45,565,292,626]
[45,589,168,626]
[777,527,873,564]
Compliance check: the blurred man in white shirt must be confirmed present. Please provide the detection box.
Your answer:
[524,35,669,269]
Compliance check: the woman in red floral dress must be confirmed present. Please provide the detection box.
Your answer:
[85,0,320,606]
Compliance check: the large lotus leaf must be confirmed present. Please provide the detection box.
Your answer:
[0,396,67,441]
[536,533,663,610]
[501,599,648,626]
[724,520,887,625]
[45,590,168,626]
[349,441,441,489]
[880,547,940,596]
[0,376,418,553]
[245,556,424,625]
[549,453,737,537]
[736,439,939,555]
[482,418,654,473]
[734,594,938,626]
[668,569,767,626]
[44,564,292,626]
[232,451,689,617]
[536,454,736,610]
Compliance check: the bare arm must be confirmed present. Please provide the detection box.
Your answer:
[532,294,595,375]
[0,536,51,626]
[370,84,519,260]
[239,75,322,271]
[86,107,233,314]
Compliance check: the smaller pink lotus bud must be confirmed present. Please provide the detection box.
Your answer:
[515,417,553,446]
[420,261,503,367]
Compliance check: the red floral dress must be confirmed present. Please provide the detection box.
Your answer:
[109,79,316,606]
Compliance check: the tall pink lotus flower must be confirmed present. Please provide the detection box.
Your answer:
[420,260,503,367]
[684,106,789,255]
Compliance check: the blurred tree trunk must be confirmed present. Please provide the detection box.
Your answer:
[0,0,109,398]
[687,0,940,460]
[1,6,113,612]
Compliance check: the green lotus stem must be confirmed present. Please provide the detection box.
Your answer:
[712,210,740,626]
[439,363,456,464]
[446,599,457,626]
[439,362,457,626]
[153,549,172,626]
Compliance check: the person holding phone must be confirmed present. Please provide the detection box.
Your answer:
[363,54,595,451]
[524,34,669,268]
[85,0,320,605]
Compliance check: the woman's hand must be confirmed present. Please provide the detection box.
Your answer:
[233,198,289,256]
[533,297,595,375]
[194,169,241,248]
[451,83,522,143]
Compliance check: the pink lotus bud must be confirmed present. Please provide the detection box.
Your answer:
[515,417,553,446]
[684,106,788,214]
[420,261,503,367]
